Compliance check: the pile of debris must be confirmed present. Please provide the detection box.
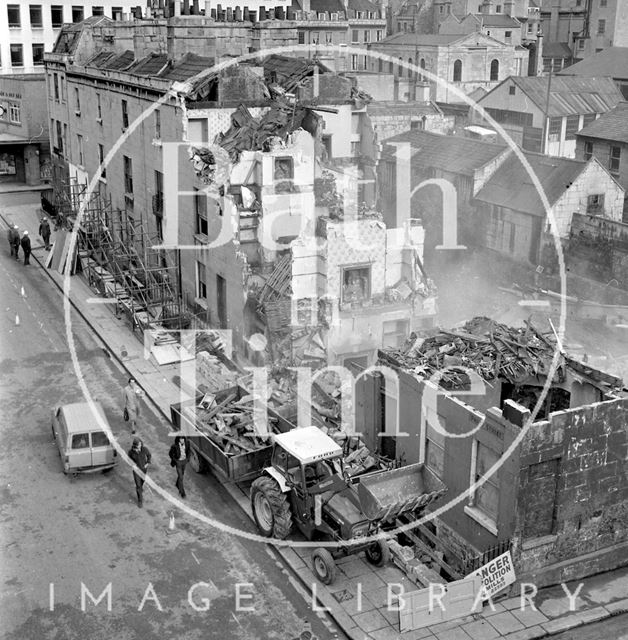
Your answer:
[380,316,561,388]
[189,390,276,456]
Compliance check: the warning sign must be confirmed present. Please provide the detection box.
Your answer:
[473,551,516,598]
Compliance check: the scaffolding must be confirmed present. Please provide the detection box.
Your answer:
[65,187,187,335]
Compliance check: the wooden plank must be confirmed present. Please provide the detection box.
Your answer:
[396,519,463,580]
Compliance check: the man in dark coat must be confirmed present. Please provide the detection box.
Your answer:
[128,437,152,507]
[7,225,19,259]
[39,218,51,250]
[20,231,31,265]
[169,436,192,499]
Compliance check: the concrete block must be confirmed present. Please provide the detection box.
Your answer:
[461,619,500,640]
[511,607,549,626]
[500,626,546,640]
[353,608,390,633]
[604,597,628,613]
[487,611,526,635]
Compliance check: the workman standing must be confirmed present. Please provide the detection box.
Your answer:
[20,231,31,265]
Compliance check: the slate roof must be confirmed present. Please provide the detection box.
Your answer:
[126,53,169,76]
[473,13,520,27]
[576,101,628,144]
[308,0,347,13]
[159,53,213,81]
[52,16,112,55]
[474,151,588,216]
[490,76,624,117]
[88,49,135,71]
[382,131,506,175]
[375,32,464,46]
[348,0,380,11]
[543,42,573,58]
[558,47,628,80]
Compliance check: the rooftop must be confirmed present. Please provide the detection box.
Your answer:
[473,13,521,27]
[558,47,628,80]
[474,151,588,216]
[490,76,624,117]
[382,131,506,176]
[577,101,628,144]
[374,32,464,46]
[543,42,573,58]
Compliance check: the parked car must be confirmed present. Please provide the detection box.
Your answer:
[51,402,118,476]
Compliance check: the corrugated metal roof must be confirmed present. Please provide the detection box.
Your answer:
[507,75,623,117]
[127,53,169,77]
[382,131,506,175]
[61,402,108,433]
[375,32,463,46]
[558,46,628,80]
[577,101,628,144]
[474,151,587,216]
[87,50,116,68]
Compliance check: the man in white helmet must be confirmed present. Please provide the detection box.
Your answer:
[20,230,31,265]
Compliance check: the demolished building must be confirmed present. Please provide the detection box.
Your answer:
[356,316,628,588]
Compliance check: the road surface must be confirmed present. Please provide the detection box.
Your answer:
[0,223,342,640]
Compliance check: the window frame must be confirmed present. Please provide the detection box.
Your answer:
[490,59,499,82]
[465,440,500,534]
[121,99,129,129]
[51,5,64,27]
[32,43,45,66]
[7,4,21,28]
[453,59,462,82]
[583,140,593,161]
[29,5,43,28]
[196,261,207,300]
[609,146,621,176]
[71,5,84,23]
[123,155,133,195]
[194,187,208,236]
[10,44,23,68]
[76,133,84,166]
[97,144,106,179]
[9,103,20,124]
[597,19,606,34]
[341,265,371,304]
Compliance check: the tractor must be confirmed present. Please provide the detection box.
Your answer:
[250,426,447,584]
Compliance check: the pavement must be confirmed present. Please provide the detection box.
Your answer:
[3,200,628,640]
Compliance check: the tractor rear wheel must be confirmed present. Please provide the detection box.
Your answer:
[365,540,391,567]
[312,548,337,585]
[251,475,292,539]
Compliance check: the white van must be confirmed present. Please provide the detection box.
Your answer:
[51,402,118,475]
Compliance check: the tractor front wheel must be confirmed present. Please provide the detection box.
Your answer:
[365,539,391,567]
[251,475,293,539]
[312,548,337,585]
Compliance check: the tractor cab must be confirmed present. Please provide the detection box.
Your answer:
[272,426,347,496]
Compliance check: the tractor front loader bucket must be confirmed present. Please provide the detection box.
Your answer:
[357,462,447,523]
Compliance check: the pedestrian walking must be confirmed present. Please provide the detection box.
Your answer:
[39,218,51,250]
[8,225,20,260]
[169,436,191,498]
[128,437,151,508]
[122,377,143,434]
[7,225,19,258]
[20,231,31,265]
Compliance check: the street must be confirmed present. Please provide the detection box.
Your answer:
[549,613,628,639]
[0,230,342,640]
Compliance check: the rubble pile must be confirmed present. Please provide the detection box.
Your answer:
[381,316,559,388]
[186,392,276,456]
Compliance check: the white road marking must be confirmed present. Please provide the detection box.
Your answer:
[191,550,200,565]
